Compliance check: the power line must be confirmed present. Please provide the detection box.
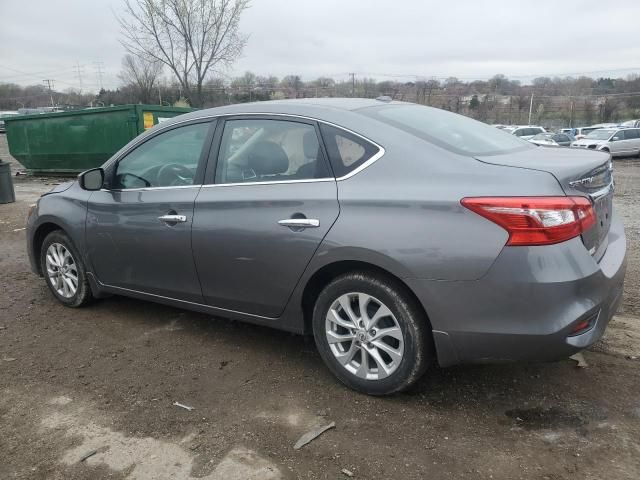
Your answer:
[74,62,85,93]
[42,79,55,107]
[93,61,105,90]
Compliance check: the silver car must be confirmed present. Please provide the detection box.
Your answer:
[571,127,640,157]
[529,132,574,147]
[503,125,546,140]
[26,99,626,395]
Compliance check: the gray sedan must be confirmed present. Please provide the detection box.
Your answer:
[26,98,626,395]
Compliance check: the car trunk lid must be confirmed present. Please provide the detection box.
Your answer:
[475,148,613,260]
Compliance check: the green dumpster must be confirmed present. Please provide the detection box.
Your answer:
[4,104,194,174]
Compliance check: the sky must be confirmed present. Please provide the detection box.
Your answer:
[2,0,640,93]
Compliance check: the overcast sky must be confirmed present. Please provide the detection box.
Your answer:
[2,0,640,92]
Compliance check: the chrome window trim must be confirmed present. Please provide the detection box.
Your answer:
[201,177,335,188]
[100,184,202,193]
[105,112,386,185]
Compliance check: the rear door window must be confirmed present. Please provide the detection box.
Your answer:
[624,129,639,139]
[319,124,380,178]
[215,119,331,184]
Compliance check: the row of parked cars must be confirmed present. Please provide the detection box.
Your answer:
[495,121,640,157]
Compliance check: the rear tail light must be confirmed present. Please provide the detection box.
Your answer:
[461,196,595,246]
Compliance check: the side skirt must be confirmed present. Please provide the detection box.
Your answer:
[86,272,304,334]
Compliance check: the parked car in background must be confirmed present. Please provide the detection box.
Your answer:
[529,132,574,147]
[0,111,20,133]
[571,127,640,157]
[620,119,640,128]
[503,125,546,139]
[561,127,599,140]
[26,98,625,395]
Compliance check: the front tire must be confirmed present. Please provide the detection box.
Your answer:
[312,272,431,395]
[40,230,93,307]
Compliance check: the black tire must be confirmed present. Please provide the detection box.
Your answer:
[40,230,93,307]
[312,271,431,395]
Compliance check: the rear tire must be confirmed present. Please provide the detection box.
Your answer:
[40,230,93,307]
[312,271,431,395]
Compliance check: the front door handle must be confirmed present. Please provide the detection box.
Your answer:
[278,218,320,228]
[158,214,187,223]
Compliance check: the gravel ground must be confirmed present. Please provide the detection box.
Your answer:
[1,134,640,480]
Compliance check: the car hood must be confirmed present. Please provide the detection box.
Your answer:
[572,138,607,146]
[530,139,557,146]
[41,181,75,196]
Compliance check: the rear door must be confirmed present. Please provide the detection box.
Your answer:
[192,116,339,317]
[86,120,215,302]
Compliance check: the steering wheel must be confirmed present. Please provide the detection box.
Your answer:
[157,163,194,186]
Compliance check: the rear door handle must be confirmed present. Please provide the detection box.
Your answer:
[158,214,187,223]
[278,218,320,228]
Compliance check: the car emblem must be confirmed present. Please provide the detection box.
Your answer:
[569,177,595,187]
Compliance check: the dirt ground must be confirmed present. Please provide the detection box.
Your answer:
[1,134,640,480]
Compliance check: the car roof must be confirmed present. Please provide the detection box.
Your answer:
[187,98,406,118]
[160,98,413,134]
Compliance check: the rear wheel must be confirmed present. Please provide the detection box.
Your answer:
[312,272,431,395]
[40,230,93,307]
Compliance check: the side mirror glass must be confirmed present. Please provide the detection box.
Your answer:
[78,168,104,191]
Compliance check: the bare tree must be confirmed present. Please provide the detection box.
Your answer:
[117,0,250,107]
[119,54,163,104]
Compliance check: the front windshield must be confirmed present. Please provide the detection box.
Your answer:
[585,129,615,140]
[361,104,534,156]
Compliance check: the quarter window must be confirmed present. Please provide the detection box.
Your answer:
[215,119,331,184]
[115,123,210,189]
[319,124,380,178]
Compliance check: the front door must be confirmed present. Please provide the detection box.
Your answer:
[86,121,215,302]
[192,116,339,317]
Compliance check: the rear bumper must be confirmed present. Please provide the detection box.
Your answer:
[407,212,626,367]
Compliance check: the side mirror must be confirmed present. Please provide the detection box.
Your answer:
[611,136,620,141]
[78,168,104,191]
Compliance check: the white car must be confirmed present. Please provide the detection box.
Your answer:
[502,125,546,140]
[561,127,600,140]
[571,127,640,157]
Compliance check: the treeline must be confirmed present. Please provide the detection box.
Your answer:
[2,73,640,127]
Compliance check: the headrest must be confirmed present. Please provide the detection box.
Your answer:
[303,130,320,158]
[248,141,289,175]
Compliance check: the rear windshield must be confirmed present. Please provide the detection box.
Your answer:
[360,104,534,156]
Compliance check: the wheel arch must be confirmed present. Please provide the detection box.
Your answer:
[300,259,432,337]
[32,221,67,275]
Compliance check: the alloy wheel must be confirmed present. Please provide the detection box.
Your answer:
[325,292,405,380]
[45,243,78,298]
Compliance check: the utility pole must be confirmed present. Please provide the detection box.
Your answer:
[528,92,534,125]
[74,62,84,93]
[43,79,55,108]
[349,73,356,97]
[569,98,575,128]
[93,61,105,90]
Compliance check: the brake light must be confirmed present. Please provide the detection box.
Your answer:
[461,196,595,246]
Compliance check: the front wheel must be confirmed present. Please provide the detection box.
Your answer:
[40,230,93,307]
[312,272,431,395]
